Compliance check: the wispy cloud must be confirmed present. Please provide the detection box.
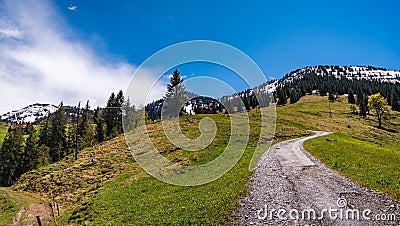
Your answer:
[67,5,78,12]
[0,0,166,114]
[0,28,23,39]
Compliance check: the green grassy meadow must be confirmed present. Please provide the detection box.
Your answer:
[278,95,400,200]
[304,132,400,200]
[4,94,399,225]
[55,108,283,225]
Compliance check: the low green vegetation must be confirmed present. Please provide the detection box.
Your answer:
[0,188,21,226]
[0,122,8,145]
[13,105,305,225]
[56,108,287,225]
[5,94,399,225]
[304,132,400,200]
[279,95,400,200]
[277,95,400,150]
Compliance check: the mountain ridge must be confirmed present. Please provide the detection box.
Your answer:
[0,103,58,123]
[3,65,399,123]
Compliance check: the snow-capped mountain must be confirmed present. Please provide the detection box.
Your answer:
[281,65,400,84]
[1,103,58,123]
[257,65,400,93]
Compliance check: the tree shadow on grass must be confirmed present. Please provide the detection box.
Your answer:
[373,126,397,133]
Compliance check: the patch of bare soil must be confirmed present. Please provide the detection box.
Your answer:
[0,188,53,226]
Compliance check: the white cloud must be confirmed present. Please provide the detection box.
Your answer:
[0,0,166,114]
[0,28,23,39]
[67,5,78,12]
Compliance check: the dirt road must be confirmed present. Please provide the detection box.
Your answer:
[234,131,400,225]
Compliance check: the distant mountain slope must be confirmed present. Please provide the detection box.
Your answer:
[1,104,91,124]
[282,65,400,84]
[258,65,400,94]
[1,103,58,123]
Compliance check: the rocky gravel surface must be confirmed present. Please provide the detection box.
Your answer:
[234,131,400,225]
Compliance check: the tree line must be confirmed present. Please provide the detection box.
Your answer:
[145,69,275,121]
[274,72,400,112]
[0,90,137,186]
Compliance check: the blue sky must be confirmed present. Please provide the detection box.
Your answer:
[57,0,400,76]
[1,0,399,113]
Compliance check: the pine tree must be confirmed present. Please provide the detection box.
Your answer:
[217,102,224,113]
[115,91,124,134]
[104,91,125,138]
[289,89,300,104]
[13,125,26,179]
[65,122,75,157]
[38,114,50,147]
[94,107,105,143]
[0,127,15,186]
[390,90,400,111]
[243,95,251,111]
[37,145,50,167]
[359,94,368,119]
[356,87,363,105]
[235,97,244,112]
[25,124,38,171]
[48,102,67,162]
[123,97,137,131]
[277,88,287,106]
[0,125,25,186]
[104,92,116,138]
[348,91,356,104]
[78,101,94,150]
[163,69,187,119]
[257,91,270,108]
[74,102,81,160]
[250,95,258,109]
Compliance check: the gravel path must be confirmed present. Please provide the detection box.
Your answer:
[234,131,400,225]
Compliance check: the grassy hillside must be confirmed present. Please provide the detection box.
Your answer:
[13,107,296,225]
[304,133,400,199]
[278,95,400,199]
[5,94,400,225]
[278,95,400,150]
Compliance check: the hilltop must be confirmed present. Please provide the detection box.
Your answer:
[258,65,400,93]
[0,104,94,124]
[1,104,58,123]
[282,65,400,84]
